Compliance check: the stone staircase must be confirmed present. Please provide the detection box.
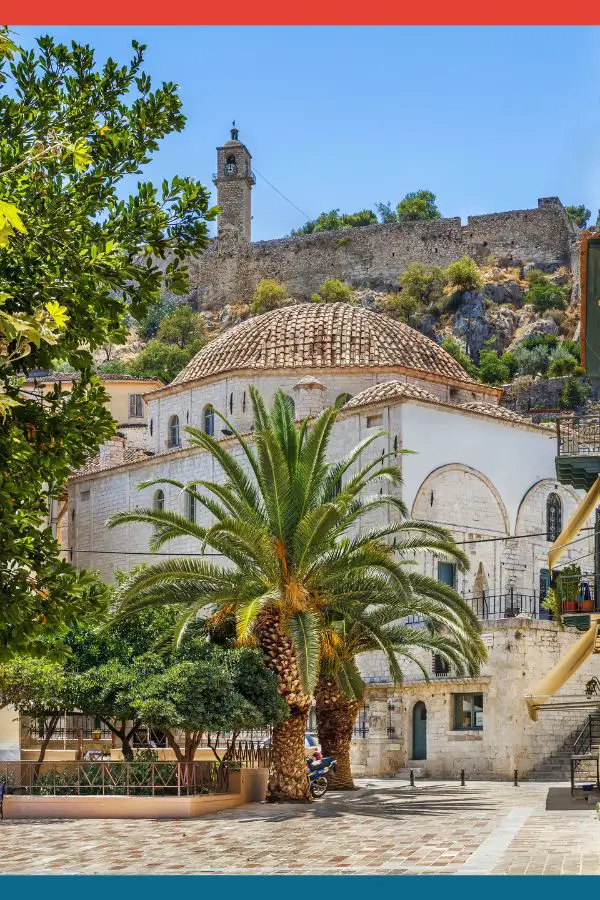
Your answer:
[528,712,600,782]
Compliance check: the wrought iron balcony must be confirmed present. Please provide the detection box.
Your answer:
[556,414,600,490]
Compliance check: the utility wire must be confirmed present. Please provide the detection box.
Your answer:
[253,166,311,222]
[66,525,598,557]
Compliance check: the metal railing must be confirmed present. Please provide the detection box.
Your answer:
[406,590,546,625]
[0,760,229,796]
[557,414,600,457]
[573,714,600,755]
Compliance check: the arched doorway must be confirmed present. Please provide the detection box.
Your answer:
[412,702,427,760]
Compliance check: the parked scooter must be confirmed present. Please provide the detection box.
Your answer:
[306,750,337,798]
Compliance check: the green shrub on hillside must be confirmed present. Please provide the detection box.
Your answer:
[444,256,483,293]
[398,263,446,307]
[525,280,569,313]
[440,336,478,379]
[311,278,354,304]
[559,378,590,410]
[250,279,290,314]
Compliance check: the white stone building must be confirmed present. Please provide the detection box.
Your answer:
[58,303,598,779]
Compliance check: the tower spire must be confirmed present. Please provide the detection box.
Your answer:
[231,120,239,141]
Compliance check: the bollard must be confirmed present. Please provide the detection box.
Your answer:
[513,769,519,787]
[409,769,415,787]
[460,768,465,786]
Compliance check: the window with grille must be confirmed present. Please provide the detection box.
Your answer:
[432,653,450,676]
[546,493,562,542]
[129,394,143,418]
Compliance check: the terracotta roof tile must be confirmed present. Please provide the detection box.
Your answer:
[170,303,474,387]
[71,447,155,478]
[459,402,533,424]
[344,381,441,410]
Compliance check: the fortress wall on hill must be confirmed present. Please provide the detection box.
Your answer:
[186,199,576,309]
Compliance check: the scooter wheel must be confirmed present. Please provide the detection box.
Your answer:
[310,775,328,798]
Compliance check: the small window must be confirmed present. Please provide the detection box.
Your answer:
[203,405,215,437]
[168,415,180,448]
[186,491,196,524]
[546,493,562,542]
[229,392,234,414]
[437,561,456,588]
[453,693,483,731]
[80,490,90,501]
[129,394,144,418]
[242,391,246,413]
[153,489,164,512]
[433,653,450,676]
[366,414,383,428]
[336,393,353,406]
[149,418,153,437]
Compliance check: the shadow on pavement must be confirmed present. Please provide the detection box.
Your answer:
[545,786,600,811]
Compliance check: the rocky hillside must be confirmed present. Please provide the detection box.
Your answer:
[95,255,595,414]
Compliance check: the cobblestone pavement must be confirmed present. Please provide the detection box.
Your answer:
[1,779,599,875]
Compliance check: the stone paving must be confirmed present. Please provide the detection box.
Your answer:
[1,778,599,875]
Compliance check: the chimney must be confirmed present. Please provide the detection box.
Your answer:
[99,435,126,468]
[293,375,327,419]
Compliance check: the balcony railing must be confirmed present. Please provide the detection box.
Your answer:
[406,586,599,627]
[557,414,600,457]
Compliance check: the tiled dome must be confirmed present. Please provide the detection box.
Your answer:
[171,303,473,387]
[344,381,441,409]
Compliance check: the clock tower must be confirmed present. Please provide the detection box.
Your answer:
[213,123,255,241]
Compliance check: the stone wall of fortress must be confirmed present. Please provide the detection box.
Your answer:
[187,198,577,309]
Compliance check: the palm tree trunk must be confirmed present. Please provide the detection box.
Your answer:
[255,608,311,802]
[315,674,360,790]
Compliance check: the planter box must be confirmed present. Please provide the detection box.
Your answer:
[3,767,269,819]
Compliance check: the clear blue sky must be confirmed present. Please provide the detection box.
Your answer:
[14,26,600,240]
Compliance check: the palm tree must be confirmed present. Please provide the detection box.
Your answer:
[107,387,480,802]
[316,600,485,790]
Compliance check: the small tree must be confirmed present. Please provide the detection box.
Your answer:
[126,340,192,383]
[559,378,590,411]
[513,344,551,377]
[444,256,483,293]
[565,205,591,229]
[396,190,441,222]
[312,278,354,304]
[0,657,73,765]
[440,335,478,379]
[398,263,446,307]
[156,305,206,351]
[477,349,511,385]
[548,346,581,377]
[250,279,289,314]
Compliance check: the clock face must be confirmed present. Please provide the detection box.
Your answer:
[224,162,237,176]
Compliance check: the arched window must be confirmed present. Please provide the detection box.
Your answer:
[336,393,353,406]
[168,415,180,448]
[546,492,562,542]
[153,489,164,512]
[203,405,215,437]
[186,491,196,524]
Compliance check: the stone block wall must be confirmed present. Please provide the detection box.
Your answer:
[186,200,576,310]
[352,619,600,779]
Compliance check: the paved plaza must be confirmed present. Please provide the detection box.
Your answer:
[1,778,600,875]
